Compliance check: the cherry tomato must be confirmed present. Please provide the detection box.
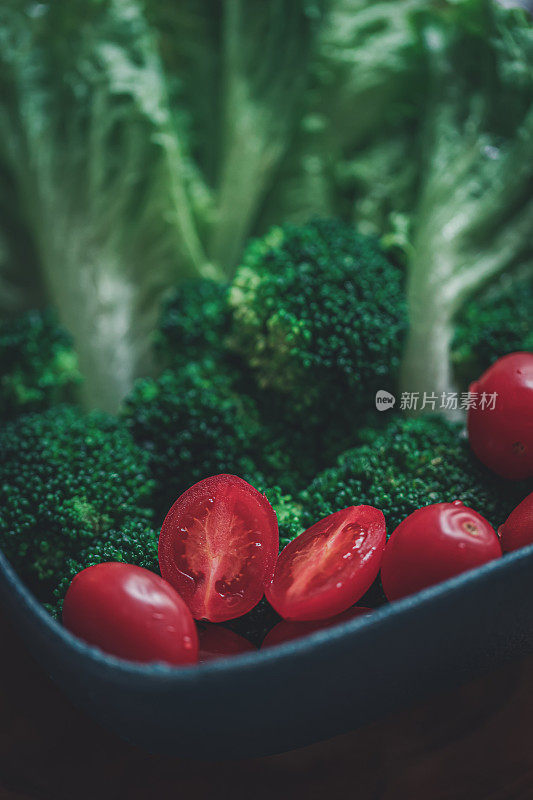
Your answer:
[467,352,533,480]
[498,492,533,553]
[159,475,279,623]
[262,607,372,649]
[265,506,386,621]
[197,624,256,662]
[380,502,501,601]
[62,563,198,666]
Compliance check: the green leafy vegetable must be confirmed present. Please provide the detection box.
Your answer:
[2,1,529,410]
[0,0,208,411]
[400,1,533,400]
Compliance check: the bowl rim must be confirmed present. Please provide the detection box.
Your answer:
[2,544,533,682]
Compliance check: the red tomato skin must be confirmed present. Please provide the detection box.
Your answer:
[159,475,279,623]
[467,352,533,480]
[381,502,502,602]
[498,492,533,552]
[265,506,386,622]
[197,624,256,662]
[62,563,198,666]
[262,607,372,649]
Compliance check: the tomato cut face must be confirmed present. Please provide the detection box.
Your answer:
[159,475,279,622]
[265,506,386,621]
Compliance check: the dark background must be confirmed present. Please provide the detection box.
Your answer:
[1,607,531,800]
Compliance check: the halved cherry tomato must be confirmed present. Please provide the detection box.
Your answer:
[62,563,198,666]
[499,492,533,552]
[381,501,502,601]
[197,624,256,662]
[159,475,279,623]
[265,506,386,621]
[467,352,533,480]
[262,606,371,649]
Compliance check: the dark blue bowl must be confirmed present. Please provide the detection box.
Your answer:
[1,546,533,758]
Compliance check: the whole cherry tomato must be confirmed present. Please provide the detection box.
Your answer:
[498,492,533,552]
[159,475,279,623]
[380,501,502,601]
[265,506,386,621]
[467,352,533,480]
[197,624,256,662]
[63,562,198,666]
[262,606,372,649]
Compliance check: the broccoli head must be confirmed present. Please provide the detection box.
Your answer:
[122,359,269,517]
[300,415,531,537]
[155,278,231,369]
[452,268,533,387]
[261,485,304,550]
[229,219,407,421]
[0,309,81,419]
[0,406,157,615]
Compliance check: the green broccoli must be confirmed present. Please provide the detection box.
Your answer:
[0,309,81,419]
[300,416,531,538]
[155,279,231,370]
[229,220,407,424]
[122,359,269,517]
[0,406,157,616]
[452,268,533,387]
[122,355,309,542]
[261,485,304,550]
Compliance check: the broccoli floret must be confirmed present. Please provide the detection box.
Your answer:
[122,359,269,517]
[261,485,304,550]
[0,309,81,419]
[300,416,531,537]
[452,268,533,387]
[155,279,231,369]
[0,406,157,616]
[229,220,407,421]
[122,358,309,542]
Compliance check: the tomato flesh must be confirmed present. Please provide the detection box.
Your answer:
[467,352,533,480]
[62,563,198,666]
[265,506,386,621]
[198,624,256,662]
[262,606,372,649]
[381,501,502,601]
[499,492,533,553]
[159,475,279,622]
